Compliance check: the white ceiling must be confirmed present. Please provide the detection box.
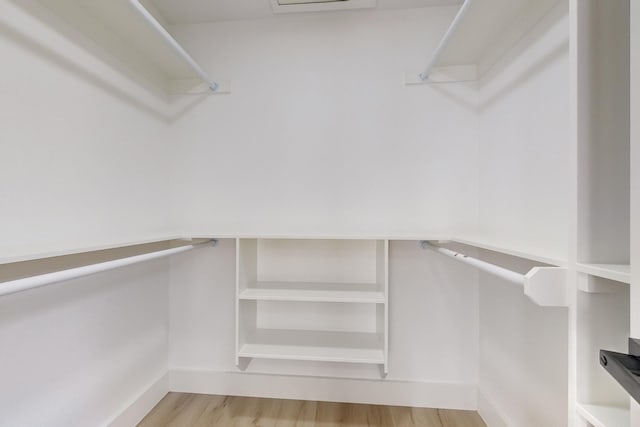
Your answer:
[149,0,462,24]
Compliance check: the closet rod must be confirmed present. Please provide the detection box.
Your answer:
[419,0,474,81]
[128,0,219,92]
[0,240,217,298]
[420,241,525,286]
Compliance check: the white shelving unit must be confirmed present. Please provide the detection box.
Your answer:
[36,0,223,94]
[236,238,389,374]
[577,403,630,427]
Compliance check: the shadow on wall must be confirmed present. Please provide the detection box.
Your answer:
[1,0,209,123]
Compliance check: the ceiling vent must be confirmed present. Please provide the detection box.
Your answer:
[270,0,377,14]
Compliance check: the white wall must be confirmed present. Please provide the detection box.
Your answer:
[168,7,479,237]
[0,258,170,427]
[477,4,570,261]
[0,0,174,262]
[476,5,570,427]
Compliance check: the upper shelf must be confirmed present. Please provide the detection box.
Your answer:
[412,0,564,83]
[36,0,221,94]
[238,329,385,365]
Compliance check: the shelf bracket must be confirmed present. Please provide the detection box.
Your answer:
[600,338,640,405]
[405,65,477,85]
[237,357,251,371]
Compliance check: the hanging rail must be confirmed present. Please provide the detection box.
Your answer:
[128,0,219,92]
[420,241,525,286]
[419,0,474,82]
[0,239,217,298]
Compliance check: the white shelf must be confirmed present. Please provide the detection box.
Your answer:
[238,329,385,365]
[426,0,563,78]
[451,236,567,266]
[239,282,384,303]
[576,264,631,284]
[37,0,211,93]
[576,403,629,427]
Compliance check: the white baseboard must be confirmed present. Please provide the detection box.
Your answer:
[477,390,511,427]
[107,373,170,427]
[170,369,477,410]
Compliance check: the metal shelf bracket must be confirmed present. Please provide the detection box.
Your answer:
[600,338,640,405]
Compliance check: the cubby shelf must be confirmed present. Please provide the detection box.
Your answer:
[238,282,385,304]
[576,264,631,285]
[238,329,385,365]
[576,403,629,427]
[236,238,389,374]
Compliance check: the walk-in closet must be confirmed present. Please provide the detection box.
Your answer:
[0,0,637,426]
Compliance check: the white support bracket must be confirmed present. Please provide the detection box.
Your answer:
[524,267,568,307]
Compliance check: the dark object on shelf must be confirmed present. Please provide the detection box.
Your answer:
[600,338,640,405]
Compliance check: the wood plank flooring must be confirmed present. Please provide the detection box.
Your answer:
[138,393,487,427]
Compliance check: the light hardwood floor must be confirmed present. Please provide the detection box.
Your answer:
[138,393,487,427]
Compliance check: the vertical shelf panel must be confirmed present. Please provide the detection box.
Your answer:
[576,0,630,266]
[236,239,258,366]
[573,0,632,423]
[632,0,640,423]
